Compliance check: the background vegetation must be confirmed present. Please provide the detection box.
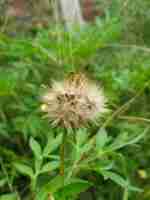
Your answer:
[0,0,150,199]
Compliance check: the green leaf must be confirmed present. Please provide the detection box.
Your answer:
[0,193,18,200]
[43,134,62,157]
[76,128,89,147]
[0,178,7,188]
[41,161,60,173]
[57,179,92,199]
[80,139,93,156]
[96,128,108,150]
[108,127,148,152]
[35,158,43,173]
[101,171,128,188]
[101,171,141,192]
[30,137,42,159]
[14,163,34,178]
[0,70,18,96]
[35,175,63,200]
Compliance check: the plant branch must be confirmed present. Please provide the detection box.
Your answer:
[60,130,67,184]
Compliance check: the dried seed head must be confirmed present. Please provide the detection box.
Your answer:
[41,73,107,128]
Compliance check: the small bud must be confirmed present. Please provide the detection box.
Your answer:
[41,104,48,112]
[138,169,147,179]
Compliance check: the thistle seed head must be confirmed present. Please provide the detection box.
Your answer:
[41,73,107,128]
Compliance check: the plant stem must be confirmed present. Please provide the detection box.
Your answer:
[60,130,67,184]
[30,176,37,200]
[119,115,150,124]
[123,188,129,200]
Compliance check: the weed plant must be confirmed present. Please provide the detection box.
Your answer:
[0,1,150,199]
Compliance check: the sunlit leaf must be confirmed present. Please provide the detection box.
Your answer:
[14,163,34,178]
[30,137,42,159]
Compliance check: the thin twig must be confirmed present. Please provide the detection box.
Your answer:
[102,82,149,129]
[119,116,150,123]
[0,159,13,192]
[107,43,150,54]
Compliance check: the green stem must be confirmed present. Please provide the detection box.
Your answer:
[30,176,37,199]
[60,130,67,184]
[123,188,129,200]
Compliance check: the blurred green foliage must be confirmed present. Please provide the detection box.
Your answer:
[0,0,150,199]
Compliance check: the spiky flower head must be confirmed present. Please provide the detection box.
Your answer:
[41,73,107,128]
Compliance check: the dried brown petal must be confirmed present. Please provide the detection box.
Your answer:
[42,73,107,128]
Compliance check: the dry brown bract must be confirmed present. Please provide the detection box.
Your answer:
[41,73,107,128]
